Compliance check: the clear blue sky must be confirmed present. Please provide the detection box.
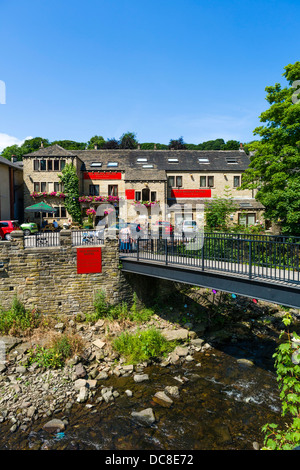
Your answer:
[0,0,299,151]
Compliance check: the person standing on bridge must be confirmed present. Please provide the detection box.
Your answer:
[119,224,132,253]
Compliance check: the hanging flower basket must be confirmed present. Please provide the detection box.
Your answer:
[30,191,67,199]
[132,200,160,208]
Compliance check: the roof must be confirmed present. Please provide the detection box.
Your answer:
[124,169,167,181]
[168,198,264,209]
[0,155,23,171]
[23,144,76,158]
[76,149,250,172]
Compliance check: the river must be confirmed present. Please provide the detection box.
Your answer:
[0,336,289,451]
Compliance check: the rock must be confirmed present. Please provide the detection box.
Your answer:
[97,371,108,380]
[122,364,134,372]
[74,363,86,379]
[185,355,194,362]
[237,358,254,367]
[153,391,173,408]
[174,346,189,357]
[125,390,133,397]
[101,388,114,403]
[169,351,179,364]
[87,379,97,389]
[191,338,205,348]
[43,419,65,433]
[165,386,180,398]
[133,374,149,383]
[131,408,156,425]
[0,363,7,373]
[161,328,189,342]
[93,339,106,349]
[77,387,89,403]
[74,378,87,390]
[54,323,65,331]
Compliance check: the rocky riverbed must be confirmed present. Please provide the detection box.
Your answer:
[0,291,299,449]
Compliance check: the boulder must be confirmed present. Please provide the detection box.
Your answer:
[43,419,65,433]
[161,328,189,342]
[133,374,149,383]
[153,391,173,408]
[131,408,155,425]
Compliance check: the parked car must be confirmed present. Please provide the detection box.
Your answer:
[182,220,198,234]
[153,221,174,236]
[0,220,20,240]
[20,222,39,236]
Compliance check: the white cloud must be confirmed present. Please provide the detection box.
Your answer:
[0,133,33,153]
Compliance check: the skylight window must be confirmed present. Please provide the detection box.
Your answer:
[107,162,118,167]
[137,158,148,162]
[142,164,154,168]
[226,158,238,164]
[168,158,179,163]
[198,158,210,163]
[91,162,102,167]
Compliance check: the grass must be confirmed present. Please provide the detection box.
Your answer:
[112,327,176,364]
[27,333,84,369]
[0,297,40,335]
[85,291,154,324]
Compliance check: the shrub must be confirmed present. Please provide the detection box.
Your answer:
[0,297,40,335]
[27,333,84,369]
[113,328,175,364]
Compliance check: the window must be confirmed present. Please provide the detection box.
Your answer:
[54,160,60,171]
[151,191,157,202]
[135,191,141,201]
[107,162,118,167]
[108,185,118,196]
[207,176,214,187]
[168,158,178,163]
[91,162,102,167]
[33,160,39,171]
[176,176,182,187]
[142,164,154,168]
[89,184,99,196]
[47,160,53,171]
[40,160,46,171]
[226,157,238,164]
[168,176,175,187]
[34,182,40,192]
[238,213,256,226]
[52,206,67,218]
[60,160,66,170]
[54,182,64,192]
[41,182,47,192]
[200,176,206,187]
[198,158,209,164]
[137,158,147,162]
[233,176,240,187]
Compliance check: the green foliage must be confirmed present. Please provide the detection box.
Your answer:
[0,297,40,334]
[51,140,86,150]
[113,328,175,364]
[205,186,238,231]
[169,136,186,150]
[119,132,138,149]
[87,135,106,149]
[59,163,82,223]
[86,290,154,323]
[240,62,300,235]
[261,313,300,450]
[27,334,83,369]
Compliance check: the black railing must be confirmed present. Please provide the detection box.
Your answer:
[24,232,61,248]
[71,230,105,246]
[121,234,300,285]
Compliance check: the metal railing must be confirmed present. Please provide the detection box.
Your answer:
[24,232,61,248]
[71,229,105,246]
[121,233,300,285]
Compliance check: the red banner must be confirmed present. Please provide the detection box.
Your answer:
[77,247,102,274]
[84,172,122,180]
[171,189,211,198]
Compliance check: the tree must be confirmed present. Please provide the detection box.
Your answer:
[102,138,119,149]
[51,140,86,150]
[1,144,24,161]
[168,136,186,150]
[87,135,106,149]
[21,137,50,154]
[240,62,300,235]
[59,163,82,223]
[119,132,138,149]
[205,187,238,231]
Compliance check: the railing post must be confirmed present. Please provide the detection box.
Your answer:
[165,238,168,265]
[249,240,252,280]
[137,237,139,261]
[202,235,205,271]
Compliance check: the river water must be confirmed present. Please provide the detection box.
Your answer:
[0,336,289,451]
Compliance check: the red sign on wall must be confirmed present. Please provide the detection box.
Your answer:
[171,189,211,198]
[77,247,102,274]
[84,172,122,180]
[125,189,135,200]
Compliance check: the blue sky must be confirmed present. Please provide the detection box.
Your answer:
[0,0,299,151]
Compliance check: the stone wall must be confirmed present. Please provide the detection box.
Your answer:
[0,231,132,316]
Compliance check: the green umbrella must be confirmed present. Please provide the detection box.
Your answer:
[25,202,58,228]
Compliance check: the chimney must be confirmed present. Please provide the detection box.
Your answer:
[137,144,141,150]
[94,144,98,150]
[154,143,157,150]
[11,155,17,163]
[239,143,244,152]
[40,141,44,148]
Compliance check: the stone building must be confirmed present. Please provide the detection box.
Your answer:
[0,155,23,221]
[23,143,264,229]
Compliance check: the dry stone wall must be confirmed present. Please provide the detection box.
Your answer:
[0,231,131,316]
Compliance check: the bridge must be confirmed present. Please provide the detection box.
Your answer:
[120,232,300,309]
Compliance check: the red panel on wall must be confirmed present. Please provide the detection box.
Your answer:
[77,247,102,274]
[84,172,122,180]
[125,189,135,200]
[171,189,211,198]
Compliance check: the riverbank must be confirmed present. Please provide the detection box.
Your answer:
[0,288,299,449]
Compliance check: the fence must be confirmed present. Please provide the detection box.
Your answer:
[122,234,300,285]
[24,232,61,248]
[71,229,105,246]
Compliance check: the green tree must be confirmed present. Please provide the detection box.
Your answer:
[103,138,119,149]
[51,140,86,150]
[87,135,106,149]
[169,136,187,150]
[205,187,238,231]
[21,137,50,154]
[119,132,138,149]
[59,163,82,223]
[1,144,24,161]
[240,62,300,235]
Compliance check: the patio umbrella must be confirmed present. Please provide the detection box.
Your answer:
[25,202,58,229]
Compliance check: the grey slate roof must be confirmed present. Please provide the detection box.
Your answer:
[22,145,250,172]
[124,169,167,181]
[0,155,23,170]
